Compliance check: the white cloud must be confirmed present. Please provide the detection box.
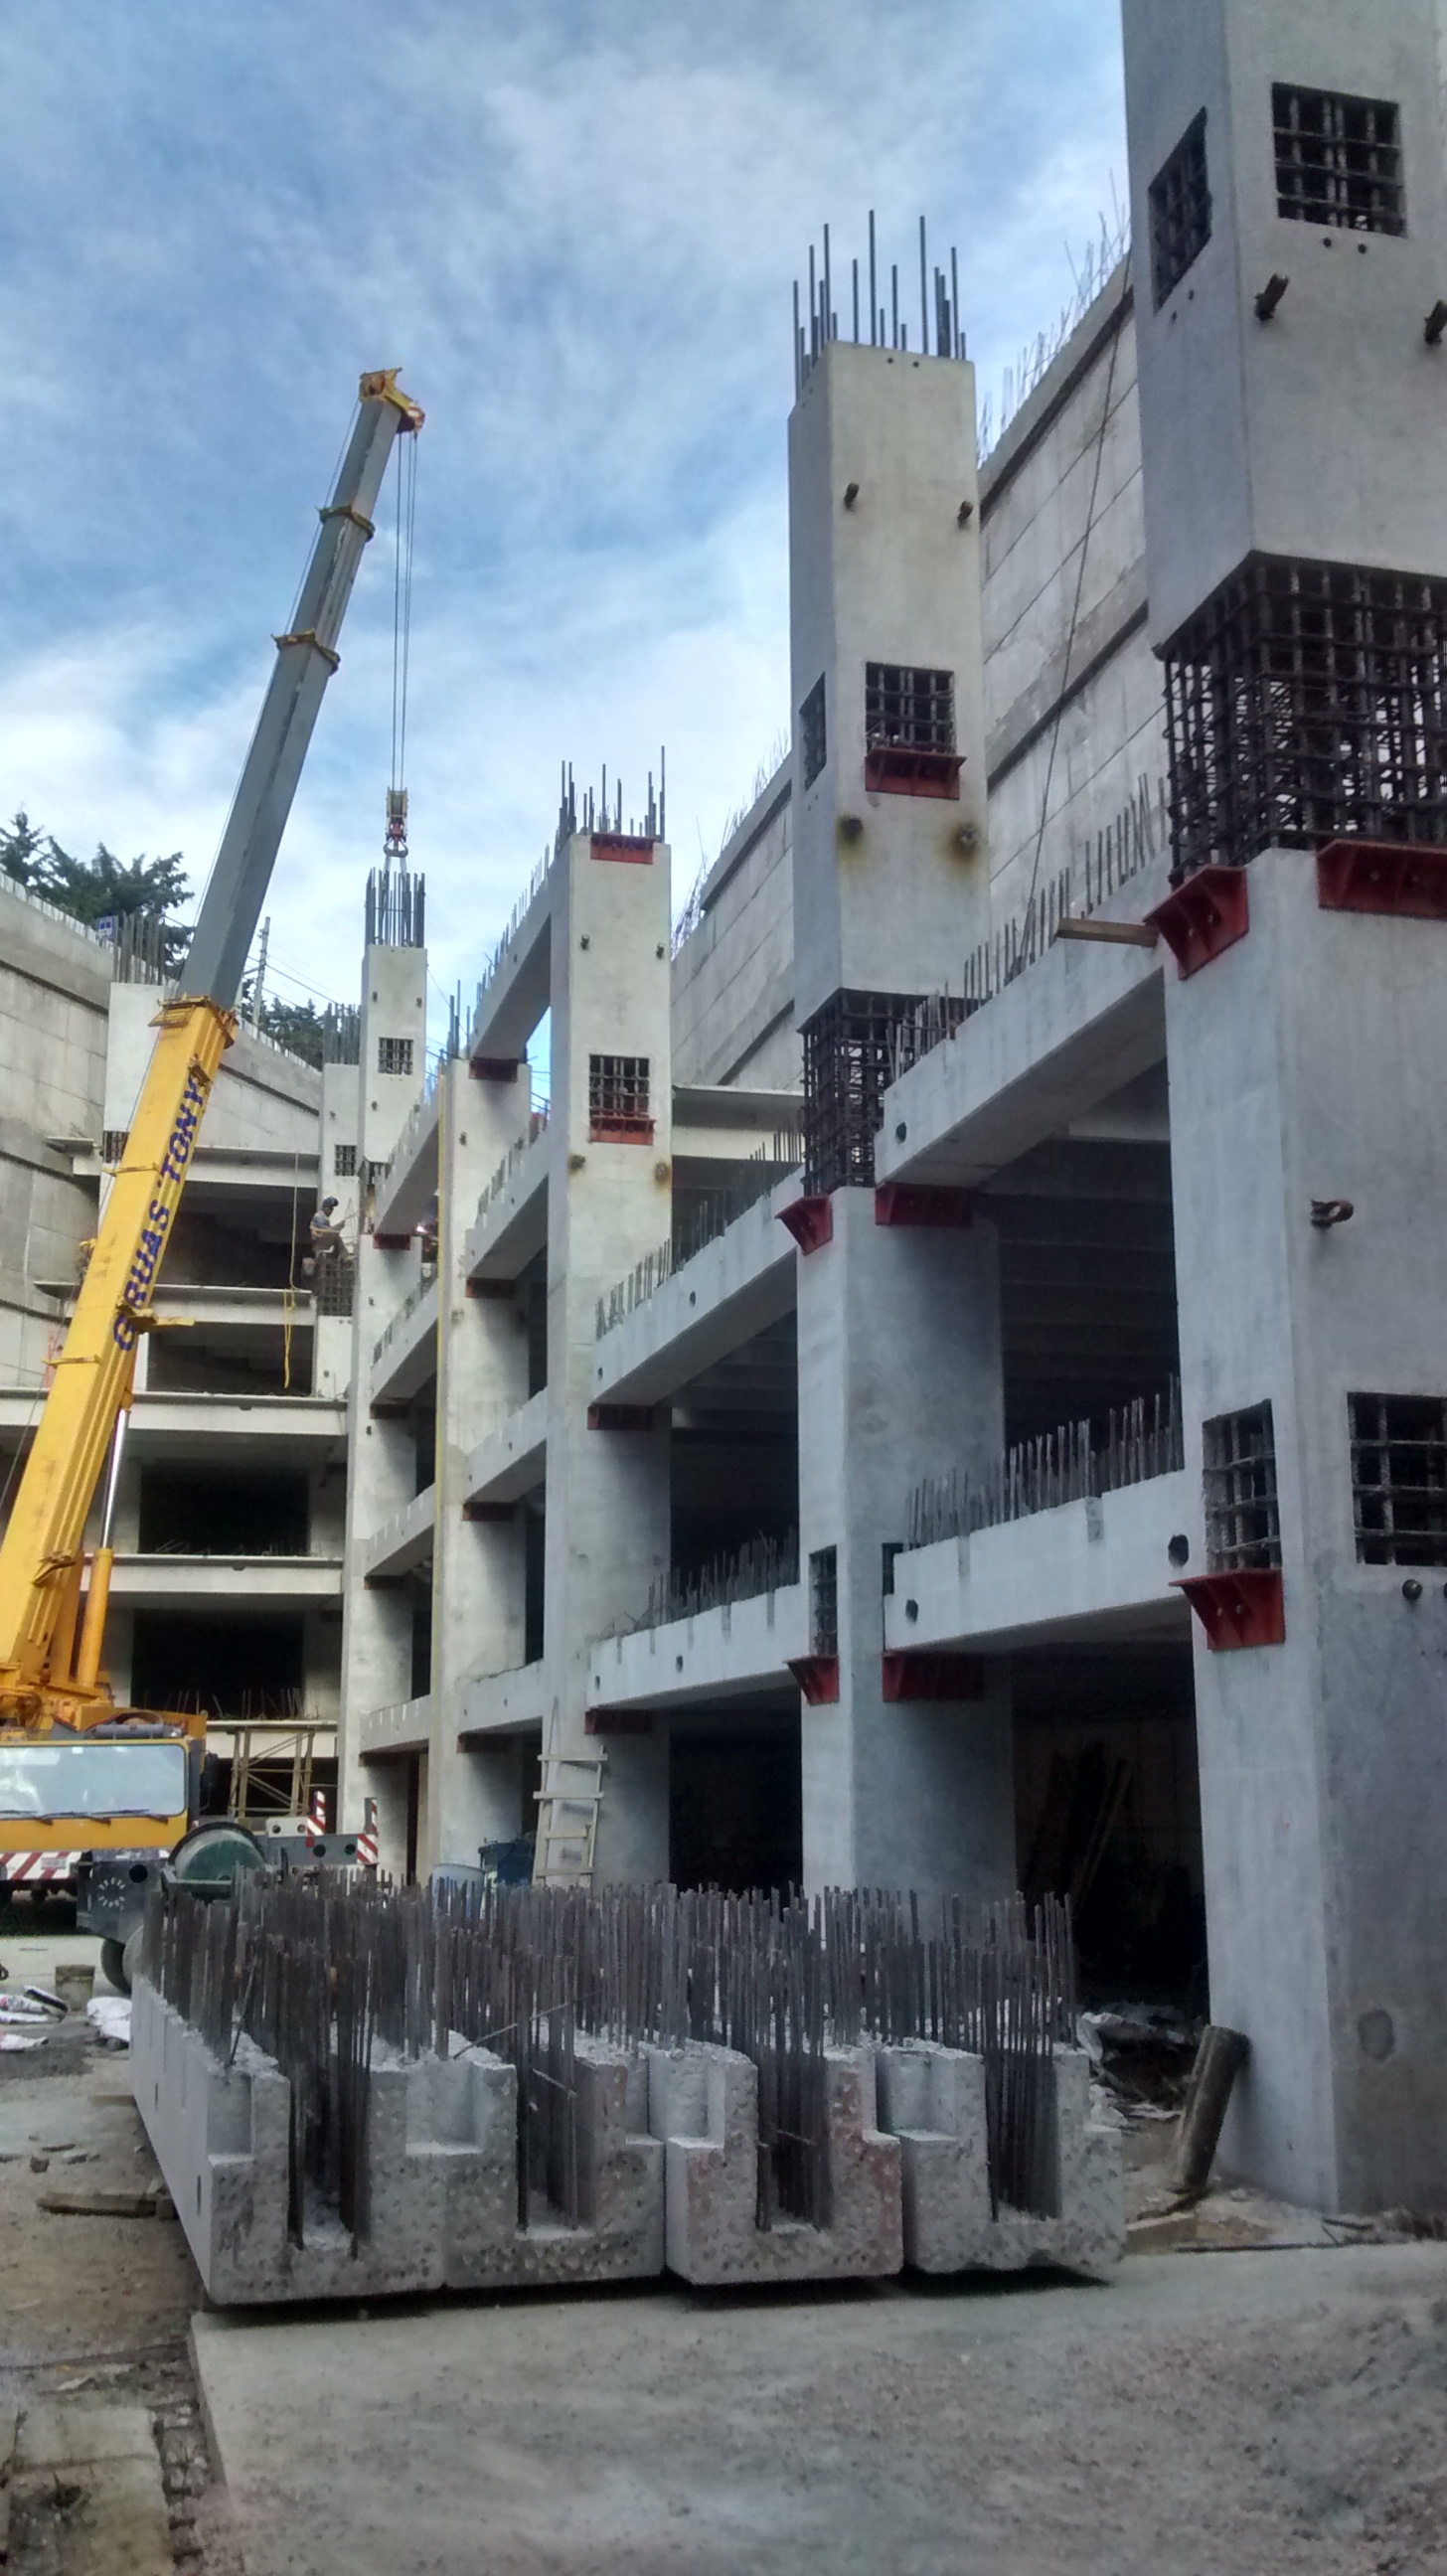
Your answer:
[0,0,1126,1032]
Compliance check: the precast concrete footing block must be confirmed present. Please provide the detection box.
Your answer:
[132,1978,511,2304]
[646,2041,901,2285]
[876,2042,1124,2281]
[133,1982,664,2303]
[448,2037,664,2290]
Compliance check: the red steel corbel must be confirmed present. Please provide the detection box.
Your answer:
[1173,1568,1284,1650]
[1144,867,1249,978]
[778,1195,834,1255]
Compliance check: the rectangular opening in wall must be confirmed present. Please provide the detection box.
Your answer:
[1349,1393,1447,1564]
[1273,85,1404,236]
[809,1545,838,1656]
[333,1143,357,1178]
[587,1053,653,1143]
[1204,1403,1280,1571]
[799,676,827,789]
[101,1129,129,1167]
[1149,109,1210,306]
[864,663,962,797]
[378,1037,413,1077]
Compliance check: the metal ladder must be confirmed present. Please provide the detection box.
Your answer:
[533,1716,606,1886]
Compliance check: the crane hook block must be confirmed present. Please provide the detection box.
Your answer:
[358,368,425,433]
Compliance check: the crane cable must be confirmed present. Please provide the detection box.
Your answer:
[385,431,418,864]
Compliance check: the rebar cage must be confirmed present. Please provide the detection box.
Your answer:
[1163,556,1447,877]
[802,989,921,1193]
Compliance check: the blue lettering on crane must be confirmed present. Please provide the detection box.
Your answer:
[112,1063,212,1352]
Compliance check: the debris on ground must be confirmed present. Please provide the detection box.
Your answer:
[84,1996,130,2049]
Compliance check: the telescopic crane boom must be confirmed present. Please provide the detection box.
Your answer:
[0,369,422,1733]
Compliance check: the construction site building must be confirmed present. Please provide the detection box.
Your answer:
[338,0,1447,2218]
[0,885,356,1823]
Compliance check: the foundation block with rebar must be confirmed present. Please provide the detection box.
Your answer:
[646,2041,901,2286]
[875,2042,1123,2281]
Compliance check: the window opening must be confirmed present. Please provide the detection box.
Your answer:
[809,1545,839,1656]
[1273,85,1404,236]
[1349,1393,1447,1565]
[101,1129,129,1167]
[866,664,955,753]
[588,1054,653,1144]
[1149,110,1211,306]
[333,1143,357,1179]
[1204,1404,1280,1571]
[800,676,827,790]
[378,1037,413,1077]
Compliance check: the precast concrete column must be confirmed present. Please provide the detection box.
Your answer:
[795,1188,1015,1904]
[543,830,673,1883]
[425,1057,532,1870]
[337,938,426,1849]
[1167,850,1447,2212]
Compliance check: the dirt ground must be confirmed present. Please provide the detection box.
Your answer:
[0,1907,240,2573]
[5,1903,1447,2576]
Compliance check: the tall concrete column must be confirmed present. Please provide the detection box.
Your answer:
[543,828,673,1883]
[1167,852,1447,2211]
[337,932,426,1846]
[796,1188,1014,1902]
[425,1057,533,1870]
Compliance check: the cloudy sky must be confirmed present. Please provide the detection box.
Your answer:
[0,0,1126,1041]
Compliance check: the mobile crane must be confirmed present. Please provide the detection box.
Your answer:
[0,370,423,1983]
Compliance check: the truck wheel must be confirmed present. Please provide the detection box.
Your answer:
[100,1938,128,1995]
[121,1928,145,1993]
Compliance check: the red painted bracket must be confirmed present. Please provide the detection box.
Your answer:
[590,833,655,864]
[465,1277,513,1300]
[371,1231,411,1250]
[1173,1568,1285,1650]
[470,1055,520,1081]
[778,1195,833,1255]
[585,1706,653,1734]
[587,1402,655,1431]
[588,1114,655,1144]
[1316,838,1447,921]
[864,745,963,801]
[787,1655,840,1705]
[874,1184,973,1229]
[462,1499,514,1522]
[1145,866,1249,978]
[882,1651,986,1702]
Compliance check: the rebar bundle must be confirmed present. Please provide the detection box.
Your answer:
[145,1877,1076,2246]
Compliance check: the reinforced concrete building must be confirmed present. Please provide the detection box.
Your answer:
[0,882,357,1824]
[337,0,1447,2217]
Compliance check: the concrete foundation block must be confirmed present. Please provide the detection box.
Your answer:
[875,2042,1124,2282]
[449,2037,664,2290]
[133,1979,514,2306]
[647,2041,902,2285]
[133,1982,663,2302]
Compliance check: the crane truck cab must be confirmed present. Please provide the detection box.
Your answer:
[0,1711,205,1984]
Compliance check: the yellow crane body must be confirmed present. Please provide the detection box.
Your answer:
[0,996,234,1729]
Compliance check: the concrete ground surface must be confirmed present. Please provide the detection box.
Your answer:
[194,2243,1447,2576]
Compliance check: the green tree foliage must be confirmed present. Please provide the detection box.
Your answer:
[1,810,191,968]
[241,991,327,1067]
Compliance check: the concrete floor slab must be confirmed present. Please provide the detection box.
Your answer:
[193,2242,1447,2576]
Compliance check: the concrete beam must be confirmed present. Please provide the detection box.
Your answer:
[464,1126,550,1285]
[362,1486,436,1583]
[875,881,1170,1194]
[358,1692,432,1760]
[884,1468,1194,1656]
[462,1387,547,1507]
[586,1583,806,1714]
[457,1659,548,1740]
[370,1276,438,1409]
[590,1190,796,1408]
[467,869,553,1064]
[371,1086,440,1242]
[109,1553,344,1608]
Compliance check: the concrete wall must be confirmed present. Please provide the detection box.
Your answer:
[0,882,109,1388]
[980,276,1165,922]
[671,770,800,1093]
